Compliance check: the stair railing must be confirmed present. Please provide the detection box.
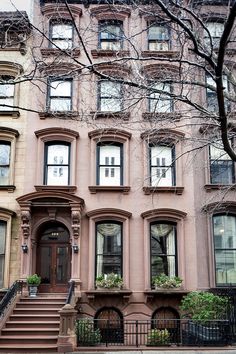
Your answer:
[66,280,75,306]
[0,280,23,321]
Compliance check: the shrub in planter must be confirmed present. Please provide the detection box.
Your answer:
[75,318,101,346]
[147,328,170,346]
[26,274,41,297]
[96,273,123,289]
[153,273,183,289]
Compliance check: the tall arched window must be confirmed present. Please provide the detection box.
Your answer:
[213,214,236,286]
[150,221,177,283]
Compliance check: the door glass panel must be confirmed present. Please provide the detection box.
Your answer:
[40,247,51,284]
[56,247,68,283]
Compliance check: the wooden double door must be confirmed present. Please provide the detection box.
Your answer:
[36,223,71,293]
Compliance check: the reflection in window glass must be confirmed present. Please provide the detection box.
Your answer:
[51,23,73,49]
[0,142,10,185]
[49,80,72,111]
[99,21,123,50]
[98,143,122,186]
[0,76,14,111]
[148,25,170,51]
[150,145,175,186]
[149,83,172,113]
[45,143,70,185]
[99,81,122,112]
[209,143,234,184]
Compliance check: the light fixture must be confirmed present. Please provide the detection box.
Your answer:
[72,245,79,253]
[21,244,28,253]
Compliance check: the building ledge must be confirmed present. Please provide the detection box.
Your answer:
[204,184,236,192]
[141,50,180,58]
[142,112,181,121]
[143,186,184,195]
[35,185,77,193]
[38,111,78,119]
[86,289,132,301]
[91,49,130,58]
[90,111,130,120]
[40,48,80,58]
[0,185,16,192]
[89,186,130,194]
[144,289,188,302]
[0,110,20,118]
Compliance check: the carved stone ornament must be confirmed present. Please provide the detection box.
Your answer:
[71,210,81,239]
[21,210,31,239]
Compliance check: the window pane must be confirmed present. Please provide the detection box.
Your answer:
[100,145,120,165]
[149,41,169,51]
[150,146,173,186]
[50,81,71,97]
[101,24,121,39]
[210,161,233,184]
[52,39,73,50]
[52,24,73,39]
[0,143,10,165]
[47,166,68,185]
[100,41,121,50]
[151,223,176,281]
[213,215,236,286]
[149,26,169,40]
[50,98,71,111]
[40,247,51,284]
[100,98,121,112]
[96,223,122,277]
[210,144,231,160]
[206,22,224,38]
[100,167,121,185]
[0,84,14,97]
[47,144,69,165]
[100,81,121,97]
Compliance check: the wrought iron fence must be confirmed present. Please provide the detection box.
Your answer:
[76,318,232,347]
[0,280,23,319]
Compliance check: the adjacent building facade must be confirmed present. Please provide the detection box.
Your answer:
[0,0,236,329]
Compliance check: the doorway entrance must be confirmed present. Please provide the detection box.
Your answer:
[36,222,71,293]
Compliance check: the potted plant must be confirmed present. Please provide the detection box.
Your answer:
[75,318,101,346]
[26,274,41,297]
[95,273,123,289]
[180,291,229,345]
[146,328,170,346]
[152,273,183,289]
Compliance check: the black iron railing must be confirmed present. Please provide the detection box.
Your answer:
[66,280,75,305]
[76,318,232,347]
[0,280,22,319]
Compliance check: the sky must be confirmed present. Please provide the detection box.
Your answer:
[0,0,32,15]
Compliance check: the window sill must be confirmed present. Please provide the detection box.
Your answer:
[0,110,20,118]
[40,48,80,58]
[91,49,130,58]
[0,185,16,192]
[89,186,130,194]
[38,111,78,119]
[90,111,130,120]
[204,184,236,192]
[86,289,132,301]
[142,112,181,121]
[141,50,180,58]
[35,185,77,193]
[143,186,184,195]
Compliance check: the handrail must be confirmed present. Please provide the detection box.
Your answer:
[66,280,75,305]
[0,280,23,319]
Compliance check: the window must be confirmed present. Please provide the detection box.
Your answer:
[0,75,14,111]
[149,83,172,113]
[98,80,123,112]
[150,222,177,283]
[95,221,122,278]
[50,22,73,49]
[48,79,72,111]
[0,221,6,289]
[206,75,229,112]
[44,142,70,185]
[148,24,170,51]
[213,214,236,286]
[97,142,123,186]
[205,22,224,48]
[149,144,175,186]
[209,143,234,184]
[0,141,11,185]
[99,21,123,50]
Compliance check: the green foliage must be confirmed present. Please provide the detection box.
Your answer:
[153,273,182,289]
[180,291,228,322]
[96,273,123,289]
[75,318,101,345]
[26,274,41,286]
[147,328,170,346]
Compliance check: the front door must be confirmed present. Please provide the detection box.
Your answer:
[36,222,71,293]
